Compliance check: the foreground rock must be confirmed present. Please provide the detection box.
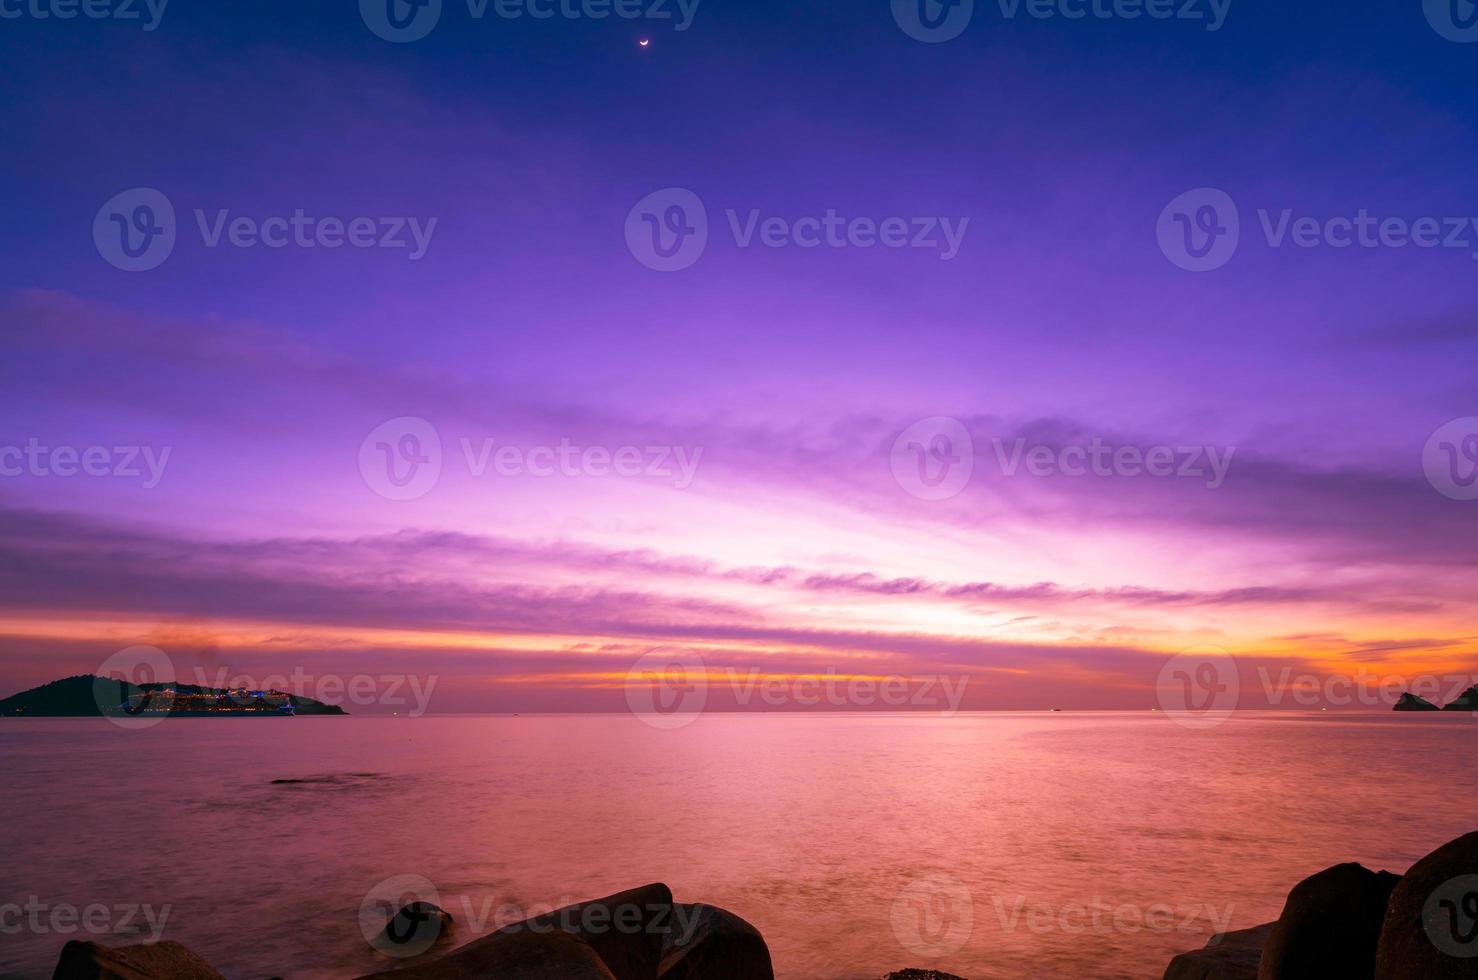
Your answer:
[1257,863,1398,979]
[881,971,970,979]
[1163,923,1272,980]
[363,883,773,980]
[1393,692,1441,711]
[1375,830,1478,978]
[372,902,455,957]
[657,904,773,980]
[52,940,226,979]
[1441,684,1478,710]
[366,928,618,979]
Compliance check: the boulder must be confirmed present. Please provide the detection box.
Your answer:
[1257,863,1398,979]
[364,928,616,979]
[656,904,773,980]
[522,882,673,980]
[372,902,455,956]
[363,883,675,980]
[1441,685,1478,711]
[882,972,970,979]
[1163,923,1272,980]
[52,940,226,979]
[1393,693,1441,711]
[1375,831,1478,978]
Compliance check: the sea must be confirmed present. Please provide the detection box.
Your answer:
[1,711,1473,979]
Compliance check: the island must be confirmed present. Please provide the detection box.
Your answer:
[0,674,347,717]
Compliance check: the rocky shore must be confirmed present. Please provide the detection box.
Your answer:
[48,831,1478,979]
[1165,829,1478,979]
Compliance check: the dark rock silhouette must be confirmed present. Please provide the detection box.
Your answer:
[1393,692,1441,711]
[360,882,771,980]
[882,971,970,979]
[372,902,455,956]
[52,939,226,979]
[1374,831,1478,978]
[364,928,618,979]
[657,904,773,980]
[1163,923,1272,979]
[1440,684,1478,711]
[1256,862,1398,979]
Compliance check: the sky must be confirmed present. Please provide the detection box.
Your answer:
[2,0,1478,712]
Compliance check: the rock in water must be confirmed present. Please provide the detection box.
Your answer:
[363,882,674,980]
[1375,831,1478,977]
[1393,692,1441,711]
[1441,685,1478,711]
[657,904,774,980]
[372,902,454,957]
[1257,862,1399,979]
[1163,923,1272,980]
[52,940,227,979]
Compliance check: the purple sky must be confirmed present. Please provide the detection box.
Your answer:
[2,1,1477,711]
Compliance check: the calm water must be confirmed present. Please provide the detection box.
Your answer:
[2,712,1474,979]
